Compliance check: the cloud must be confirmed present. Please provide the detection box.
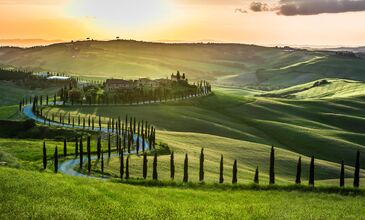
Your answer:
[235,8,248,13]
[248,0,365,15]
[250,2,270,12]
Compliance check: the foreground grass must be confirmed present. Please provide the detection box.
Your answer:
[1,166,365,219]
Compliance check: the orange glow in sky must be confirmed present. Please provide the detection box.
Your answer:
[1,0,365,46]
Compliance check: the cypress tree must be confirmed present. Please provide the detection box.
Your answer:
[309,156,315,186]
[120,153,124,179]
[43,141,47,169]
[75,137,78,157]
[63,138,67,158]
[54,146,58,173]
[219,154,224,183]
[354,150,360,188]
[99,115,101,130]
[199,148,204,182]
[97,136,101,159]
[153,152,158,180]
[295,156,301,184]
[87,136,91,175]
[126,155,130,179]
[232,160,237,184]
[269,146,275,184]
[79,137,83,169]
[108,135,111,157]
[108,134,111,156]
[143,152,148,179]
[170,151,175,180]
[340,160,345,187]
[183,153,188,183]
[254,166,259,184]
[101,149,104,177]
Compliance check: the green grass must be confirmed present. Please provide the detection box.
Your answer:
[1,166,365,219]
[41,85,365,185]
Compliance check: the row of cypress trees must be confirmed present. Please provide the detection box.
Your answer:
[43,141,362,188]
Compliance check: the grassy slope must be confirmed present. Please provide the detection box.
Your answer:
[0,81,59,120]
[1,166,365,219]
[42,86,365,183]
[262,78,365,99]
[1,40,365,87]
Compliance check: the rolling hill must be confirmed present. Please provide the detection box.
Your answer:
[1,40,365,88]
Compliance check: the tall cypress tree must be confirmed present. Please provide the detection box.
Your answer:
[309,156,315,186]
[87,136,91,175]
[97,136,101,159]
[354,150,360,188]
[269,146,275,184]
[340,160,345,187]
[219,154,224,184]
[54,146,58,173]
[101,149,104,177]
[254,166,259,184]
[43,141,47,169]
[107,136,111,157]
[153,152,158,180]
[63,138,67,158]
[143,152,148,179]
[126,155,130,179]
[75,137,78,157]
[79,137,83,169]
[232,160,237,184]
[183,153,188,183]
[170,151,175,180]
[295,156,301,184]
[199,148,204,182]
[120,153,124,179]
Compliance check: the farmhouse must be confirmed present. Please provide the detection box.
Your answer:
[105,79,135,91]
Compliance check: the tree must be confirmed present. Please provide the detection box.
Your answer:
[269,146,275,184]
[340,160,345,187]
[309,156,315,186]
[170,151,175,180]
[153,152,158,180]
[254,166,259,184]
[183,153,188,182]
[79,137,83,169]
[354,150,360,188]
[75,137,78,157]
[120,153,124,179]
[87,136,91,175]
[43,141,47,169]
[232,160,237,184]
[97,136,101,159]
[54,146,58,173]
[101,149,104,177]
[107,135,111,157]
[143,152,148,179]
[63,138,67,158]
[295,156,301,184]
[219,154,224,183]
[199,148,204,182]
[126,155,130,179]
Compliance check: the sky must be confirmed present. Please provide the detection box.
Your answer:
[1,0,365,47]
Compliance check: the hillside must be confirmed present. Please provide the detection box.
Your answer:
[1,40,365,88]
[1,167,365,219]
[260,79,365,99]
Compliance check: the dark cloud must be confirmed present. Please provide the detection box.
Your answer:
[235,8,248,13]
[248,0,365,15]
[250,1,270,12]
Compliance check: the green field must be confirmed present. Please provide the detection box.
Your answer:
[2,166,365,219]
[1,40,365,88]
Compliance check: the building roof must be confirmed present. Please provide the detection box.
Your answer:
[47,76,70,80]
[105,79,131,85]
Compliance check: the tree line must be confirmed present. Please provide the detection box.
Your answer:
[44,143,362,188]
